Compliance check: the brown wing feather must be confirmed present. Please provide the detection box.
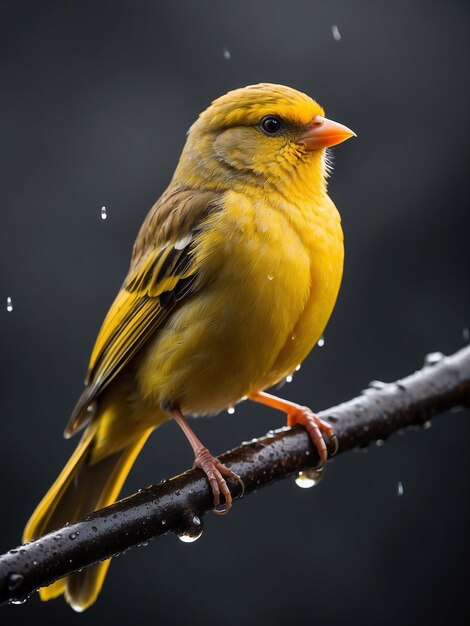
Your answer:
[65,185,221,437]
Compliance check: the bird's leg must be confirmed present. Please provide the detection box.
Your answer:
[170,407,243,515]
[248,391,338,464]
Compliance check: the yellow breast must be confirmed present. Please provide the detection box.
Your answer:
[137,186,343,415]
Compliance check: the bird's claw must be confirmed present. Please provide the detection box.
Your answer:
[193,447,244,515]
[287,406,337,464]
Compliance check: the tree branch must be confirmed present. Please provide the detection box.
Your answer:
[1,346,470,606]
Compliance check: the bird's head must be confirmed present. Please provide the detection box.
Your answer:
[174,83,355,200]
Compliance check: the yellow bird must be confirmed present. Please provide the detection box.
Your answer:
[23,83,355,610]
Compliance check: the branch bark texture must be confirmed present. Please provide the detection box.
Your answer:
[1,346,469,606]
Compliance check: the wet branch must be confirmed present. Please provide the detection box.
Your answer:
[1,346,470,606]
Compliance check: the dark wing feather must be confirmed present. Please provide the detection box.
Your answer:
[65,188,221,438]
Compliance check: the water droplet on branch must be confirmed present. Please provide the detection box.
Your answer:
[7,573,24,591]
[179,515,204,543]
[295,466,325,489]
[425,352,444,366]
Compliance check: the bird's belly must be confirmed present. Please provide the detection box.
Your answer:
[137,255,309,414]
[137,198,343,416]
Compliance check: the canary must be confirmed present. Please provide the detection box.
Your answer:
[23,83,355,610]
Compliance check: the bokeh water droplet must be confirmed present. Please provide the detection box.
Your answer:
[100,206,107,220]
[422,420,432,430]
[6,296,13,312]
[376,439,384,447]
[317,335,325,347]
[397,481,404,496]
[222,47,231,60]
[295,466,324,489]
[331,24,341,40]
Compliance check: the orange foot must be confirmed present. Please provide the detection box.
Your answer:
[248,391,338,464]
[192,446,240,515]
[170,407,244,515]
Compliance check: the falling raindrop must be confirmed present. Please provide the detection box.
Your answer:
[295,466,324,489]
[100,206,107,220]
[285,375,293,383]
[463,326,469,343]
[6,296,13,312]
[222,47,231,60]
[397,481,404,496]
[227,406,235,415]
[331,24,341,41]
[317,335,325,347]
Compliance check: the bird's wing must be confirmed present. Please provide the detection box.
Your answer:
[65,188,220,437]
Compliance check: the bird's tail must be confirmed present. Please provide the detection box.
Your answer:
[23,421,153,611]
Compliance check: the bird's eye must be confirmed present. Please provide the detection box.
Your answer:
[260,116,282,135]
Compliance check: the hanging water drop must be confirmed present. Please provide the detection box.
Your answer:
[295,466,324,489]
[331,24,341,41]
[227,406,235,415]
[285,374,293,383]
[222,47,231,60]
[317,335,325,347]
[397,481,404,496]
[267,273,274,281]
[100,206,107,220]
[295,364,301,371]
[178,515,204,543]
[6,296,13,312]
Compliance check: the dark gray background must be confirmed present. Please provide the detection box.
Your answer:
[1,1,469,625]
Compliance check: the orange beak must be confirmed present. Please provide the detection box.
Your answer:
[297,115,356,150]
